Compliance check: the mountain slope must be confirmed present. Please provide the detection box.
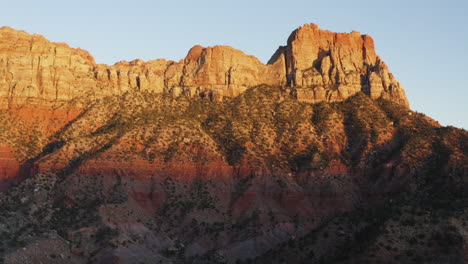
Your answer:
[0,24,466,264]
[0,85,466,263]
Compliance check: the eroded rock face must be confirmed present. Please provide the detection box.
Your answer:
[166,45,286,99]
[0,27,96,102]
[0,24,408,106]
[270,24,408,106]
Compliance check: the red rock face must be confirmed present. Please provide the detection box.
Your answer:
[274,24,408,106]
[0,103,82,190]
[0,143,19,191]
[0,24,408,106]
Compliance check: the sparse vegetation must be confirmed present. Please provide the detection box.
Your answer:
[0,86,466,263]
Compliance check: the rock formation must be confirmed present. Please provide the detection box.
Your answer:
[0,24,408,106]
[277,24,408,105]
[3,24,462,264]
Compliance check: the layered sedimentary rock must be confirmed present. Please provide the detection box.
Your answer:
[163,45,286,100]
[0,24,408,106]
[274,24,408,105]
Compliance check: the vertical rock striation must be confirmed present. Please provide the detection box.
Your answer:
[271,24,408,106]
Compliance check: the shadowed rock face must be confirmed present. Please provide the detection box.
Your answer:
[0,23,407,106]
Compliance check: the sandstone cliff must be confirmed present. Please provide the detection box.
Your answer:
[276,24,408,105]
[0,24,408,106]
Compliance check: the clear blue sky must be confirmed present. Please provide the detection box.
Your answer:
[3,0,467,129]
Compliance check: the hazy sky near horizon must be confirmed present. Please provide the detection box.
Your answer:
[3,0,467,129]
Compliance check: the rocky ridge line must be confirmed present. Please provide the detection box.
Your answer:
[0,24,408,106]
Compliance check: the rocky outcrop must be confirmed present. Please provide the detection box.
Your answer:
[0,24,408,106]
[0,26,168,103]
[165,45,286,99]
[270,24,408,106]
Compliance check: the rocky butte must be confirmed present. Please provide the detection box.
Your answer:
[0,24,466,264]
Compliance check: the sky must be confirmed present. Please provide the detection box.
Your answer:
[3,0,467,129]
